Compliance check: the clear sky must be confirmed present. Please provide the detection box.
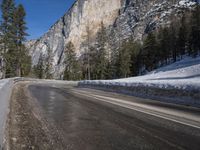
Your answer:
[0,0,76,40]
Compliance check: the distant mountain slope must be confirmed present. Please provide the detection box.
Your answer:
[26,0,196,79]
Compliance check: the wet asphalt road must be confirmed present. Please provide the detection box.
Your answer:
[28,83,200,150]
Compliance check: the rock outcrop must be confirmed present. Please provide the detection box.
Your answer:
[26,0,196,79]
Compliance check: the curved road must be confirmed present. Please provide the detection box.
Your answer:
[27,82,200,150]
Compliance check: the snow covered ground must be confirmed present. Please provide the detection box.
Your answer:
[0,79,10,90]
[81,56,200,91]
[0,79,13,148]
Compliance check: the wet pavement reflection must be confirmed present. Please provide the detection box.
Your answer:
[28,84,200,150]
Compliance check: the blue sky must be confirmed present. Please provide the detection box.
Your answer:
[1,0,199,40]
[1,0,76,40]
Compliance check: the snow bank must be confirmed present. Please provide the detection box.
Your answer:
[0,79,10,89]
[0,77,77,148]
[79,56,200,107]
[0,79,15,149]
[113,56,200,91]
[178,0,196,7]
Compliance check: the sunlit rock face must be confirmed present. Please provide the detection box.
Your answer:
[26,0,196,79]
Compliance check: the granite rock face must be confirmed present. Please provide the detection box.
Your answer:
[26,0,196,79]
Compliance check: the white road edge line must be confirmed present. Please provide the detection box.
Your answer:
[72,90,200,130]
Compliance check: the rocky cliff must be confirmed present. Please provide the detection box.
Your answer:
[27,0,196,79]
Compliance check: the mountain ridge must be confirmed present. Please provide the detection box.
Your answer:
[26,0,196,79]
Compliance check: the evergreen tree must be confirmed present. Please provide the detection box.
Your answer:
[45,46,53,79]
[142,32,158,71]
[177,14,188,57]
[118,41,132,78]
[0,1,30,78]
[168,22,179,62]
[83,24,92,80]
[109,46,120,79]
[130,41,142,76]
[157,27,171,65]
[110,50,119,79]
[80,51,88,80]
[20,46,31,76]
[14,4,30,76]
[34,54,45,79]
[189,4,200,57]
[95,22,108,79]
[1,0,17,77]
[64,42,81,80]
[88,46,98,79]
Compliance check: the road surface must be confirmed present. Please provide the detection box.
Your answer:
[7,82,200,150]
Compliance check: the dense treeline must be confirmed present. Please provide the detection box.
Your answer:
[0,0,31,78]
[29,3,200,81]
[64,4,199,81]
[33,47,54,80]
[139,5,200,75]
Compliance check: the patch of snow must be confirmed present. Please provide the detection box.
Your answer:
[0,78,13,148]
[0,79,10,89]
[81,56,200,91]
[176,0,196,8]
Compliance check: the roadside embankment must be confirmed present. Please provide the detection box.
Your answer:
[78,56,200,108]
[0,78,33,149]
[78,81,200,108]
[5,82,64,150]
[0,79,14,149]
[0,78,77,149]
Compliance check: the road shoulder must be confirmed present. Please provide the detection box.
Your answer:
[4,82,63,150]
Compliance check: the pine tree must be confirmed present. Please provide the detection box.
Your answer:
[177,14,188,57]
[130,41,141,76]
[88,46,98,79]
[83,23,92,80]
[34,54,45,79]
[110,51,119,79]
[80,51,88,80]
[14,4,29,76]
[168,22,179,62]
[157,27,171,65]
[118,41,132,78]
[64,42,81,80]
[1,0,16,47]
[95,22,108,79]
[189,4,200,57]
[45,46,53,79]
[0,1,30,78]
[20,47,31,77]
[1,0,17,77]
[142,32,158,71]
[109,46,120,79]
